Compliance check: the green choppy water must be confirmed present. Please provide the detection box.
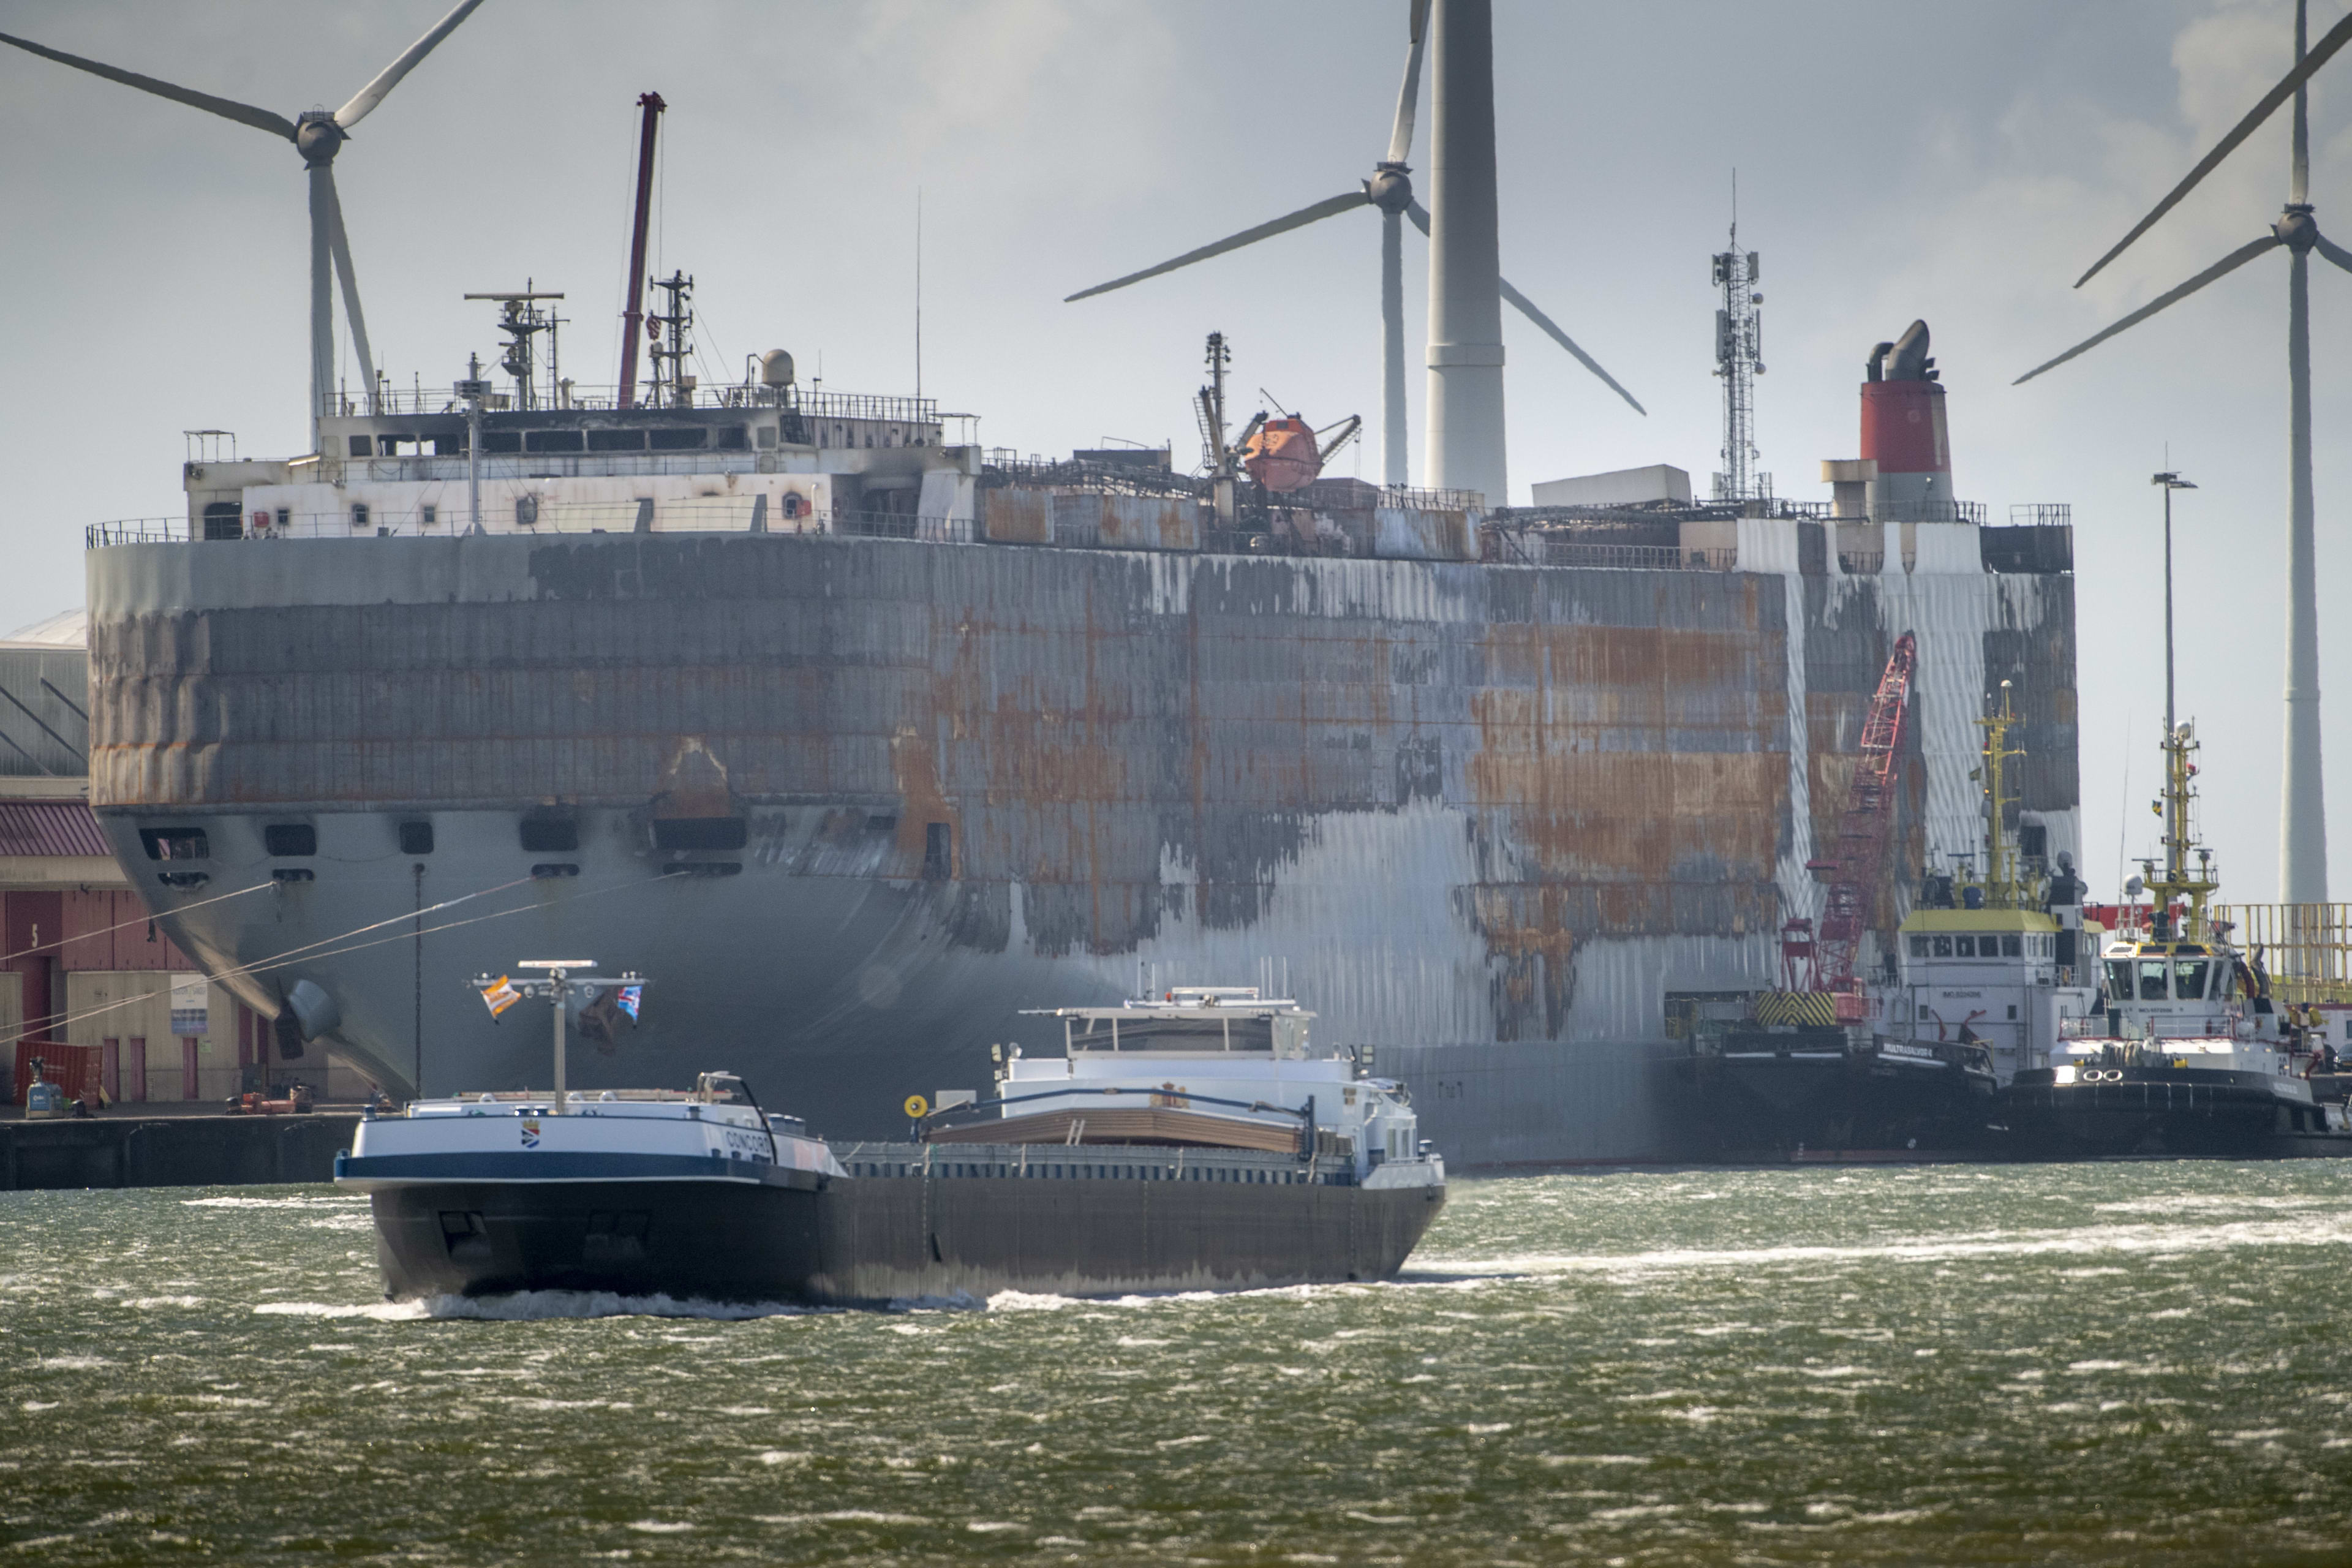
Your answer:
[4,1163,2351,1565]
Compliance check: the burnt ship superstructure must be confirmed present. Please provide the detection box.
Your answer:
[85,314,2080,1160]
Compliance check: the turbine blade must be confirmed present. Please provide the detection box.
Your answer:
[334,0,486,128]
[2018,234,2282,385]
[2076,6,2352,287]
[1387,0,1431,164]
[0,29,296,139]
[1065,191,1367,302]
[1404,200,1646,416]
[2293,0,2311,205]
[1501,276,1647,416]
[323,167,378,401]
[2315,225,2352,277]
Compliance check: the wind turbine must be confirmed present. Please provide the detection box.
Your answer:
[1065,0,1641,495]
[2015,1,2352,905]
[0,0,487,442]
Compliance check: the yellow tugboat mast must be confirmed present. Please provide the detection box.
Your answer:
[2145,722,2218,942]
[1973,680,2032,911]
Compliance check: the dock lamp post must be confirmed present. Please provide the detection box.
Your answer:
[469,961,646,1114]
[2153,470,2196,737]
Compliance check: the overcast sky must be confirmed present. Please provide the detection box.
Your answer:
[1,0,2347,903]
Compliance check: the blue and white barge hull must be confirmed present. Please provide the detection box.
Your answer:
[336,1077,842,1302]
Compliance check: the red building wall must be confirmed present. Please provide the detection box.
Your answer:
[2,890,61,1042]
[58,889,198,973]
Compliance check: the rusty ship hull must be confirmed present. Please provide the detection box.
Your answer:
[86,527,2078,1160]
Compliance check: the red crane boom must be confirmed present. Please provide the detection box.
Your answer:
[1811,631,1917,1020]
[616,91,665,408]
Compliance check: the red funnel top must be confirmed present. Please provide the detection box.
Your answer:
[1858,320,1949,481]
[1860,380,1949,477]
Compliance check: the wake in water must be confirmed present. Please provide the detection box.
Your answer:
[1410,1207,2352,1281]
[255,1292,837,1322]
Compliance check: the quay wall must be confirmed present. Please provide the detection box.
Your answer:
[1,1113,358,1191]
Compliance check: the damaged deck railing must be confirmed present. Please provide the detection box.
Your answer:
[88,508,975,546]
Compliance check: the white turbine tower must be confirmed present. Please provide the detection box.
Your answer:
[1065,0,1640,495]
[2015,1,2352,904]
[0,0,487,444]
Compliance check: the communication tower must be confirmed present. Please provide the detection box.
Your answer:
[1711,210,1766,501]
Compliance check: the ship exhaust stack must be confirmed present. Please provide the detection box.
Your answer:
[617,92,666,408]
[1857,319,1952,519]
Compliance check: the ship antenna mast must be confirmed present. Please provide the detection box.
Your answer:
[1199,331,1237,528]
[1711,173,1766,502]
[1976,680,2030,910]
[2142,470,2217,941]
[470,962,648,1116]
[647,271,696,408]
[464,282,567,412]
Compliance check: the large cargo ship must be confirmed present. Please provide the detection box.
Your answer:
[82,305,2079,1161]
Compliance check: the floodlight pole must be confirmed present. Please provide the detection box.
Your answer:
[2153,470,2196,740]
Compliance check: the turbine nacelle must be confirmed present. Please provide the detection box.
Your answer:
[1365,162,1413,216]
[2277,203,2318,253]
[1063,1,1643,492]
[295,111,347,167]
[0,0,485,435]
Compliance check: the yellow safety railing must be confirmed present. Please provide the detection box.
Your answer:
[2214,903,2352,1004]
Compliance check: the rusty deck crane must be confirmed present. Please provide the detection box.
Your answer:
[1810,632,1918,1022]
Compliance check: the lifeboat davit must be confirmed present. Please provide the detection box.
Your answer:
[1241,416,1322,492]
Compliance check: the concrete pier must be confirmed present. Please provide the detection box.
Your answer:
[0,1111,358,1190]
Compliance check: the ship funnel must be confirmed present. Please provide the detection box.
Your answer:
[1857,318,1953,519]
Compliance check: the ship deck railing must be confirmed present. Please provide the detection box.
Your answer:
[328,451,941,484]
[89,508,976,547]
[324,382,946,426]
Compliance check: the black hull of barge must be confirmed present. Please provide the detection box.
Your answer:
[369,1152,1444,1305]
[1997,1072,2352,1160]
[1684,1038,1999,1159]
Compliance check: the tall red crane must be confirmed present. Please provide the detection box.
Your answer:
[616,91,666,408]
[1809,632,1918,1022]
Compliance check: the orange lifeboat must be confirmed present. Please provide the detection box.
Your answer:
[1240,416,1322,493]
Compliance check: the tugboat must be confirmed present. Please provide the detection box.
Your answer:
[1866,681,2103,1139]
[1999,717,2352,1157]
[1691,662,2102,1159]
[337,973,1445,1303]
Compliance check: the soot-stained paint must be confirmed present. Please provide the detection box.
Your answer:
[87,532,2075,1060]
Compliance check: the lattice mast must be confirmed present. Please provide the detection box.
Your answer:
[1711,205,1766,501]
[1814,633,1918,1012]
